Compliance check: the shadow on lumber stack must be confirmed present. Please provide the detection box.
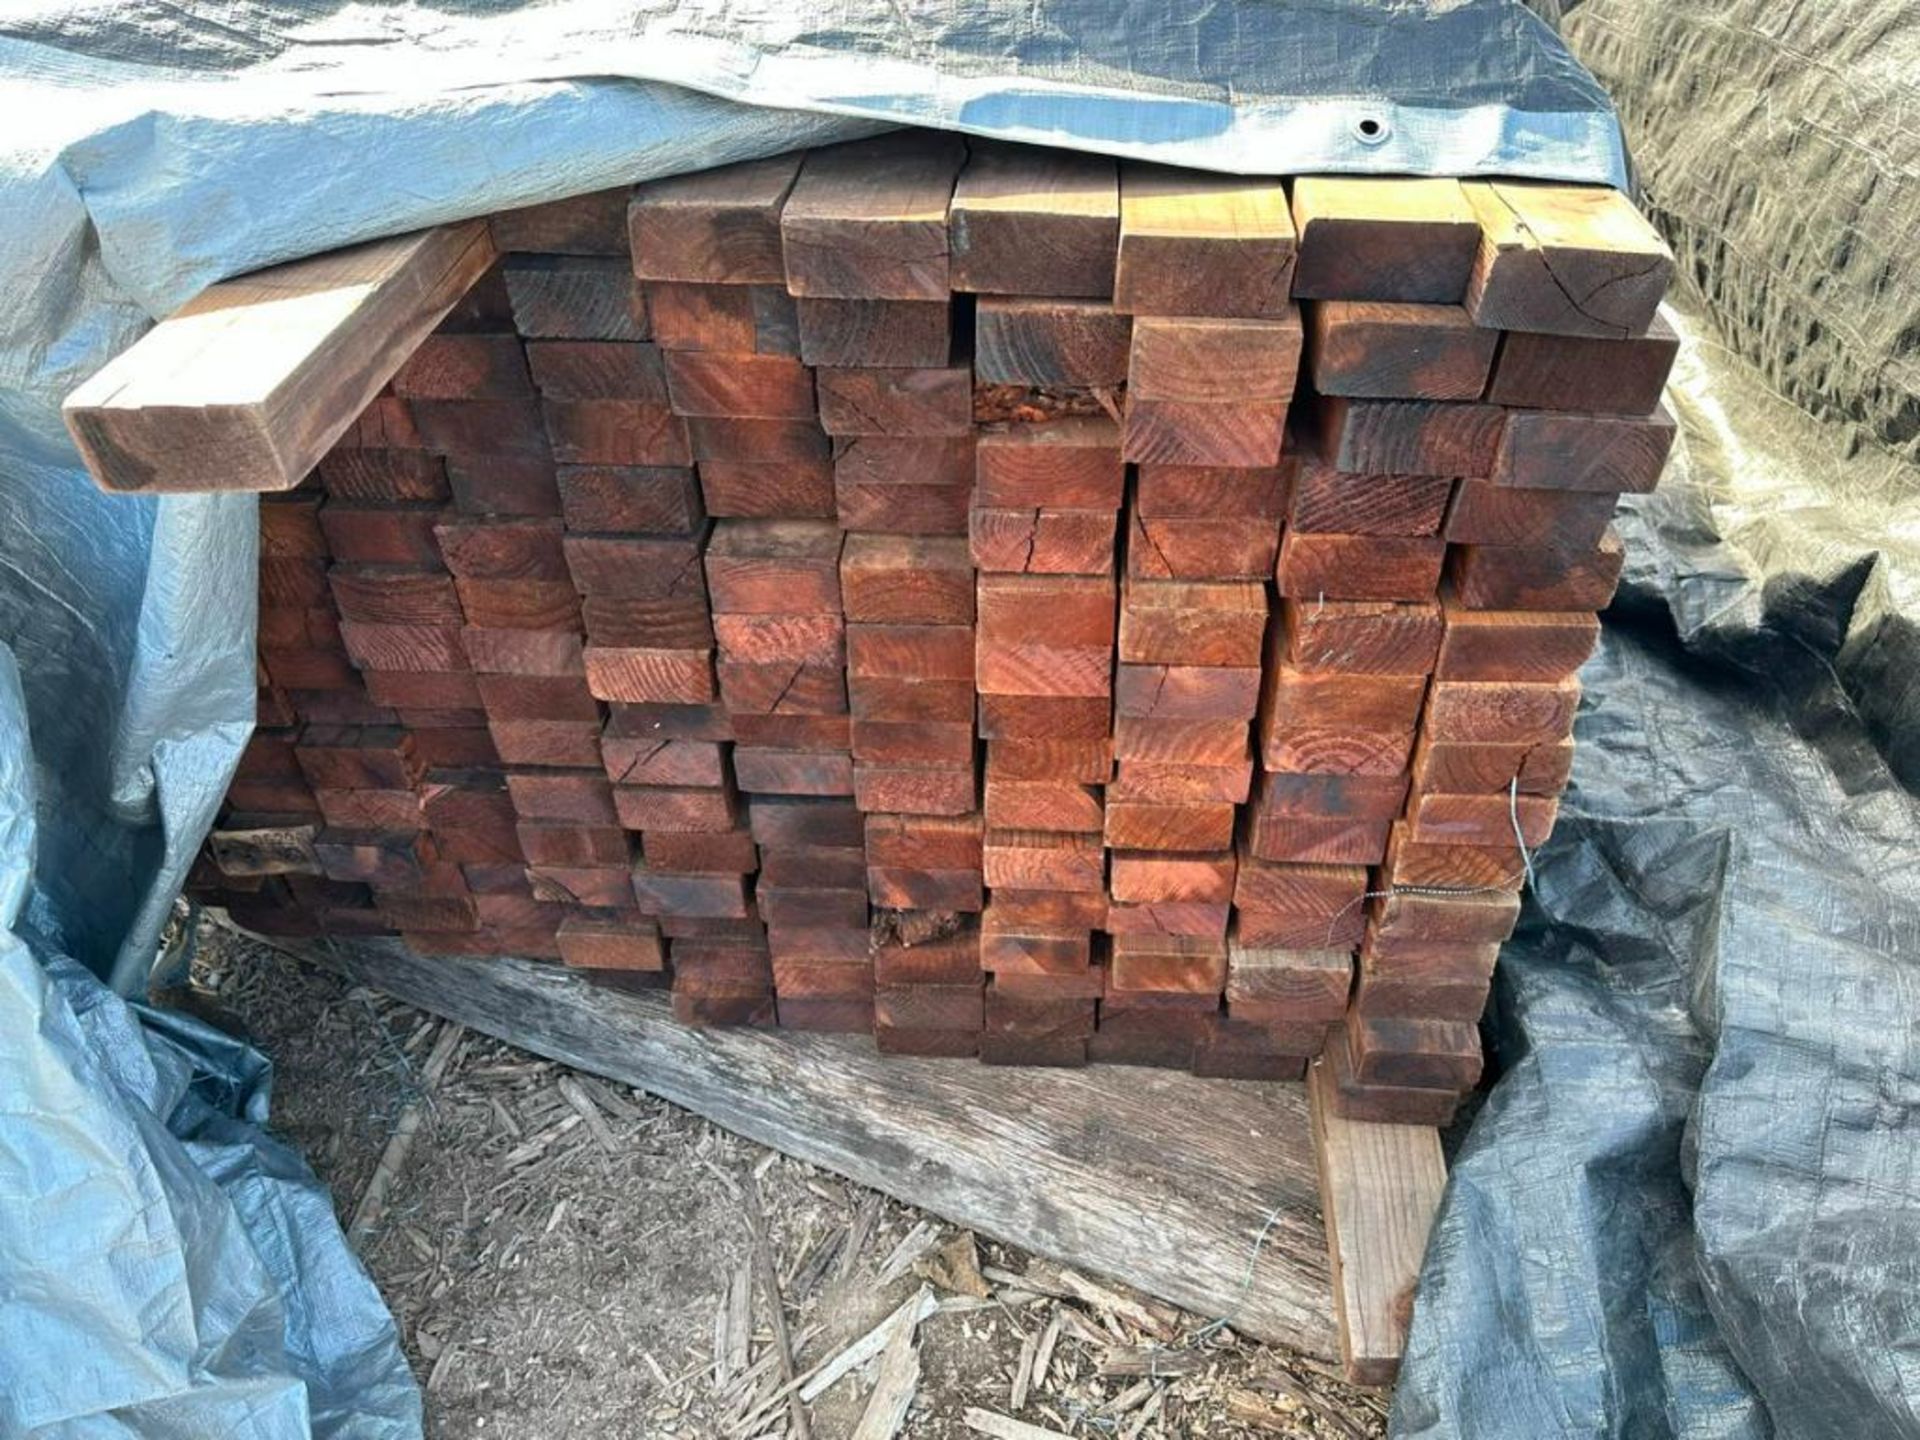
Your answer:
[89,135,1677,1128]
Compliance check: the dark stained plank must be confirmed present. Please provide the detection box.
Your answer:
[1463,181,1674,339]
[1291,176,1480,303]
[949,143,1119,297]
[974,299,1131,388]
[1485,311,1678,415]
[1306,302,1497,401]
[1115,166,1295,318]
[781,132,968,301]
[628,154,803,285]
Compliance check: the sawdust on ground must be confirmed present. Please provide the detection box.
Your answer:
[189,921,1389,1440]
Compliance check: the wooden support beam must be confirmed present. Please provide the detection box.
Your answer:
[271,931,1340,1356]
[65,223,496,493]
[1307,1056,1447,1386]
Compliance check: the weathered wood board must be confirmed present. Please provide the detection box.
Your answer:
[274,930,1341,1358]
[1307,1056,1447,1385]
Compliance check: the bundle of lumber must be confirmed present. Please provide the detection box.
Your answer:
[131,130,1676,1120]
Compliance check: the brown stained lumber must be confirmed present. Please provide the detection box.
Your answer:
[1225,941,1352,1018]
[851,717,972,765]
[1307,1055,1449,1385]
[1135,463,1289,519]
[1287,459,1454,538]
[975,573,1116,649]
[1380,822,1524,893]
[1306,302,1498,401]
[1112,663,1260,723]
[1109,850,1236,905]
[1487,311,1679,415]
[969,507,1117,578]
[1347,1013,1482,1091]
[1463,182,1674,339]
[736,747,857,798]
[1424,678,1580,746]
[541,399,690,467]
[984,777,1104,834]
[433,517,567,581]
[1445,480,1618,550]
[1114,166,1295,318]
[556,465,704,536]
[1373,890,1520,946]
[1408,792,1559,850]
[704,519,844,615]
[982,828,1106,893]
[986,737,1110,785]
[583,646,715,705]
[563,532,709,600]
[1127,314,1302,404]
[949,143,1119,297]
[1122,397,1288,469]
[1254,770,1411,823]
[557,915,665,972]
[1118,580,1267,668]
[700,459,836,520]
[390,334,531,400]
[477,673,599,721]
[712,612,845,667]
[490,189,630,255]
[502,256,649,342]
[1281,599,1443,677]
[836,477,971,537]
[1103,800,1235,854]
[66,223,495,493]
[816,364,973,438]
[1447,529,1626,612]
[444,456,559,517]
[1410,735,1575,798]
[628,154,803,284]
[1494,404,1676,494]
[796,298,952,368]
[1257,667,1425,767]
[974,299,1132,387]
[1291,176,1481,303]
[646,282,754,352]
[662,352,816,420]
[1276,531,1446,604]
[840,534,974,625]
[781,132,968,301]
[1351,965,1491,1027]
[1435,605,1599,682]
[1126,509,1280,583]
[329,568,463,627]
[580,593,714,650]
[687,416,828,466]
[974,417,1125,511]
[851,675,974,724]
[717,661,847,718]
[1108,756,1251,805]
[315,448,448,504]
[1315,397,1504,479]
[850,623,975,684]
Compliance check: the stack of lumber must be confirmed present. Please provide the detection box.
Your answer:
[147,131,1676,1118]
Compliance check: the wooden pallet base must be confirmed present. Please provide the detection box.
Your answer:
[266,929,1444,1377]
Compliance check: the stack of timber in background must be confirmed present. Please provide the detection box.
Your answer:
[181,132,1677,1117]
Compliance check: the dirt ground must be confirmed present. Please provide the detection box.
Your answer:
[190,917,1388,1440]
